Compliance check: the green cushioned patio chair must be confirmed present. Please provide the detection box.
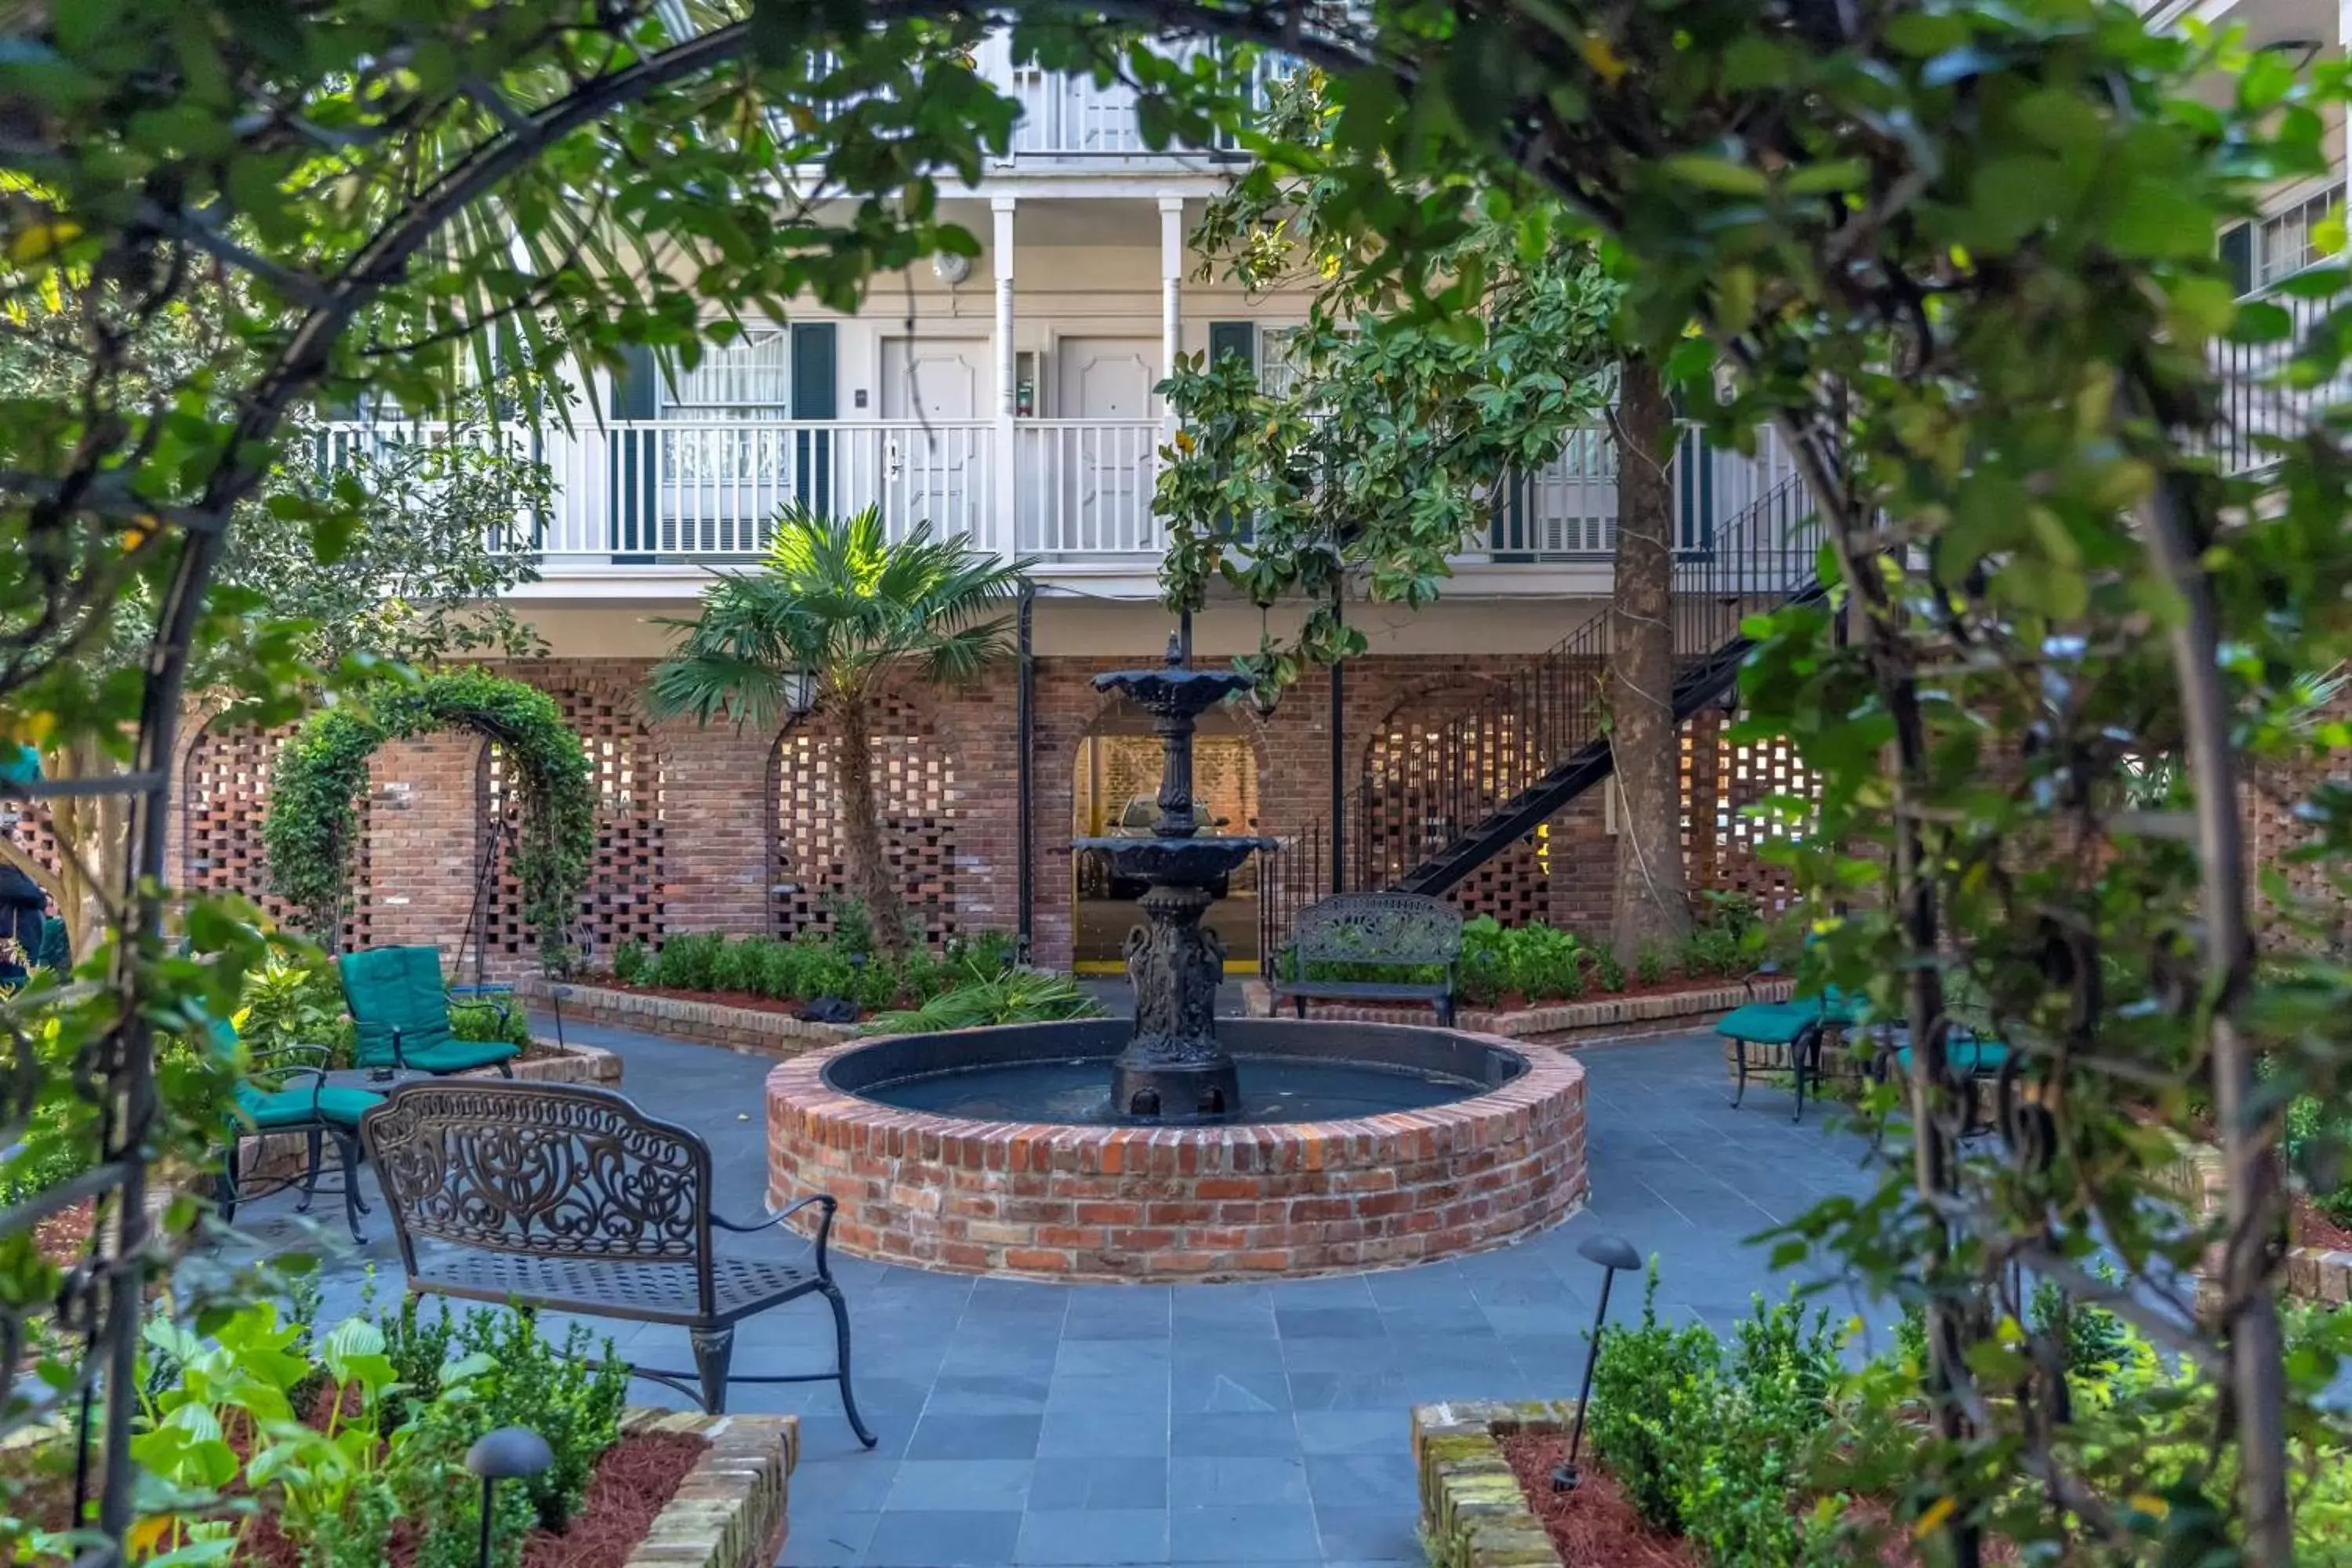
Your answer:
[211,1016,383,1243]
[338,946,520,1079]
[1719,986,1864,1123]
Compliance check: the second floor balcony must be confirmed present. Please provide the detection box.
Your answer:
[320,415,1805,594]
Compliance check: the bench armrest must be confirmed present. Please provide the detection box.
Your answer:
[715,1193,839,1275]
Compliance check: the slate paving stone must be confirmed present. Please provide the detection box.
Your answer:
[862,1509,1025,1566]
[1171,1411,1298,1457]
[1028,1457,1171,1512]
[1272,1307,1385,1340]
[906,1414,1044,1461]
[1168,1504,1323,1563]
[1014,1508,1171,1564]
[1170,1365,1291,1414]
[1312,1506,1423,1563]
[886,1461,1036,1512]
[1293,1410,1397,1455]
[782,1510,880,1566]
[1038,1409,1172,1457]
[1170,1454,1312,1508]
[795,1458,902,1513]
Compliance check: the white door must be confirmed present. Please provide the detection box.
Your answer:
[880,339,985,538]
[1054,337,1157,551]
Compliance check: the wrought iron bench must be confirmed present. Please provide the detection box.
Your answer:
[1269,892,1464,1025]
[359,1080,875,1446]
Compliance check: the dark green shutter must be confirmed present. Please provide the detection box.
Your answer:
[1676,426,1715,551]
[608,343,659,561]
[792,322,837,517]
[1207,321,1255,371]
[2220,223,2254,298]
[1206,323,1257,543]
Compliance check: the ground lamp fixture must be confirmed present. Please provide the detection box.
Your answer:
[1552,1233,1642,1494]
[466,1425,554,1567]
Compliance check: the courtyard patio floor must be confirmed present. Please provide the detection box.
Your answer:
[229,1017,1888,1568]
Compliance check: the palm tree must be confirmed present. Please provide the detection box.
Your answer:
[648,505,1033,960]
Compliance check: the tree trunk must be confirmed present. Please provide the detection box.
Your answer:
[1608,355,1692,968]
[834,696,909,960]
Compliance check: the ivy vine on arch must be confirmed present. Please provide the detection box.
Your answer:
[262,670,595,967]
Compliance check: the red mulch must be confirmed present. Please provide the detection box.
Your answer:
[33,1200,93,1269]
[2293,1192,2352,1250]
[1500,1432,1699,1567]
[240,1429,708,1568]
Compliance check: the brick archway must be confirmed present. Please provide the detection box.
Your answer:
[769,688,961,946]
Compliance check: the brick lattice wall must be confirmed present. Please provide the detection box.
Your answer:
[143,652,1840,977]
[771,689,962,946]
[482,667,668,969]
[182,715,373,948]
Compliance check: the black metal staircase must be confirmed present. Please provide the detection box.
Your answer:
[1258,474,1824,971]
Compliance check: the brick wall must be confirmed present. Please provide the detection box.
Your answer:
[153,652,1823,975]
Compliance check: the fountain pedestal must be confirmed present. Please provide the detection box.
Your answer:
[1073,639,1272,1123]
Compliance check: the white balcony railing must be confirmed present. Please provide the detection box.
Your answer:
[1015,420,1161,557]
[975,35,1290,160]
[321,416,1801,574]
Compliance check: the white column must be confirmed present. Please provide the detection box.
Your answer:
[1159,194,1185,436]
[992,196,1018,558]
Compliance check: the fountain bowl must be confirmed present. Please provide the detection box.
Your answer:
[764,1018,1588,1282]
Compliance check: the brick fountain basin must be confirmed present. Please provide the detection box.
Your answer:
[764,1019,1588,1282]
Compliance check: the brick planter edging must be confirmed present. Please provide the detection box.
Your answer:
[2154,1137,2352,1306]
[620,1407,797,1568]
[521,977,855,1058]
[1241,978,1793,1044]
[767,1029,1589,1282]
[1413,1399,1574,1568]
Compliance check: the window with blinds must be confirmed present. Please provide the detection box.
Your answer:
[2256,191,2339,290]
[660,328,793,416]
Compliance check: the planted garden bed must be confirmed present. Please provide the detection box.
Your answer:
[2,1295,795,1568]
[1417,1269,2349,1566]
[528,926,1096,1055]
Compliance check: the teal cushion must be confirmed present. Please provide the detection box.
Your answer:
[1715,1002,1822,1047]
[395,1038,519,1075]
[340,946,455,1068]
[1892,1040,2011,1077]
[234,1083,385,1130]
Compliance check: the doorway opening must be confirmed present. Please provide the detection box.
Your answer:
[1071,702,1261,972]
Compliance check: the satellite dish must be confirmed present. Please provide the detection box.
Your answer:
[931,252,972,287]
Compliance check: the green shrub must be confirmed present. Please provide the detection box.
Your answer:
[1586,1264,1720,1531]
[949,929,1018,976]
[1681,925,1746,979]
[2027,1270,2138,1392]
[1458,915,1506,1006]
[610,939,648,985]
[862,962,1104,1034]
[709,934,771,993]
[448,999,528,1048]
[2284,1091,2352,1228]
[1635,942,1668,987]
[1503,922,1584,1001]
[650,931,724,990]
[1594,947,1628,993]
[826,894,877,956]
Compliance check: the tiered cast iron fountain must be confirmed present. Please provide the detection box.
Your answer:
[763,642,1592,1281]
[1072,635,1274,1123]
